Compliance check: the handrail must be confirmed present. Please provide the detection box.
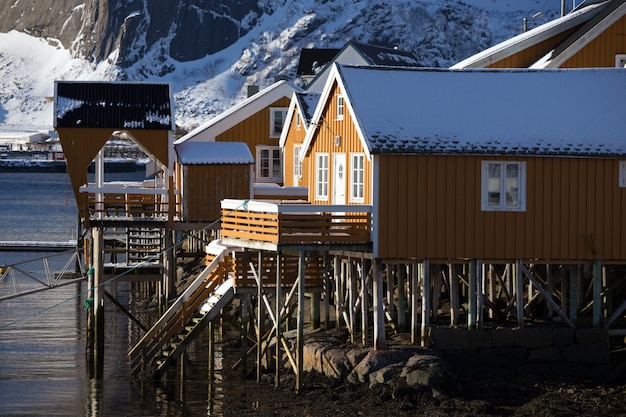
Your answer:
[128,248,226,358]
[221,198,372,214]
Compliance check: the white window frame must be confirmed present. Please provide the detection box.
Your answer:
[616,54,626,68]
[269,107,288,137]
[256,145,282,183]
[336,95,344,121]
[316,153,329,200]
[350,153,365,202]
[293,145,302,178]
[296,112,301,129]
[481,161,526,212]
[620,161,626,188]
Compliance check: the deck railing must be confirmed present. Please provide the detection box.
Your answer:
[220,199,372,246]
[79,184,180,220]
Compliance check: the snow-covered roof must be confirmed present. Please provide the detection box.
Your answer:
[175,141,253,164]
[451,2,607,69]
[305,64,626,158]
[54,81,174,130]
[305,41,420,92]
[174,80,302,144]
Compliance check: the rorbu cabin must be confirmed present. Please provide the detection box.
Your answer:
[175,140,253,226]
[452,0,626,69]
[219,63,626,361]
[174,80,306,201]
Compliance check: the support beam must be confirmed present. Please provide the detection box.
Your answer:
[296,250,306,393]
[361,258,369,346]
[93,227,105,379]
[256,251,263,383]
[449,264,460,326]
[570,265,580,327]
[373,260,387,350]
[411,261,419,343]
[275,252,282,388]
[593,260,603,328]
[421,260,430,346]
[397,264,407,333]
[515,260,524,328]
[468,260,477,330]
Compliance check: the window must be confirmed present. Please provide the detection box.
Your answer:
[620,161,626,188]
[316,153,329,200]
[336,95,344,120]
[350,153,365,202]
[481,161,526,211]
[296,113,301,129]
[256,145,282,182]
[616,54,626,68]
[293,145,302,178]
[270,107,288,137]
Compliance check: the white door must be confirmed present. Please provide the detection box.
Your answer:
[333,153,346,205]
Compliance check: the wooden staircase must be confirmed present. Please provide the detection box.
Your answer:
[129,248,234,377]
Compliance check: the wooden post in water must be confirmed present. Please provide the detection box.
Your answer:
[93,226,105,379]
[85,232,95,379]
[275,251,282,388]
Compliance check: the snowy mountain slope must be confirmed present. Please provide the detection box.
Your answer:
[0,0,564,133]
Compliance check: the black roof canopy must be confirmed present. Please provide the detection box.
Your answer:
[54,81,174,130]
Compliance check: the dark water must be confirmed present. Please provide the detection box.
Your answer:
[0,172,219,417]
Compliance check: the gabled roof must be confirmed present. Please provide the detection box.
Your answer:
[54,81,174,130]
[305,41,420,92]
[279,91,321,147]
[296,48,341,77]
[175,141,253,164]
[302,64,626,159]
[531,0,626,68]
[174,80,302,144]
[450,1,608,69]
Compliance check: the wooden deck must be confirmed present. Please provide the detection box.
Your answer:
[220,199,372,251]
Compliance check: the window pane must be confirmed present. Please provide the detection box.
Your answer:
[487,163,501,206]
[272,149,281,178]
[260,149,269,178]
[505,163,520,207]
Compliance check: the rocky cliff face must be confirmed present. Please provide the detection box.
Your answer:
[0,0,271,70]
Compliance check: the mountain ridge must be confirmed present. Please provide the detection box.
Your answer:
[0,0,563,131]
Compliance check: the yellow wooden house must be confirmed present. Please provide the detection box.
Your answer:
[452,0,626,69]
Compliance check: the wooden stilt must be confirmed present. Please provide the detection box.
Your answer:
[93,226,105,379]
[488,264,495,319]
[593,260,602,327]
[361,258,369,346]
[432,264,441,322]
[477,260,483,331]
[468,260,477,330]
[324,254,330,330]
[275,251,281,388]
[397,264,407,333]
[411,261,419,344]
[348,258,356,343]
[256,251,263,383]
[515,260,524,328]
[421,260,430,346]
[296,250,306,393]
[373,260,387,350]
[449,264,460,327]
[569,265,579,326]
[85,233,95,379]
[386,264,395,322]
[240,294,249,377]
[334,255,341,329]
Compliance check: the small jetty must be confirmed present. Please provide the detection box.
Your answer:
[0,240,77,252]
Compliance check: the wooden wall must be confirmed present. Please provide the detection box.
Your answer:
[215,97,291,151]
[376,154,626,262]
[306,82,372,205]
[560,14,626,67]
[181,164,251,222]
[282,105,308,187]
[486,29,578,68]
